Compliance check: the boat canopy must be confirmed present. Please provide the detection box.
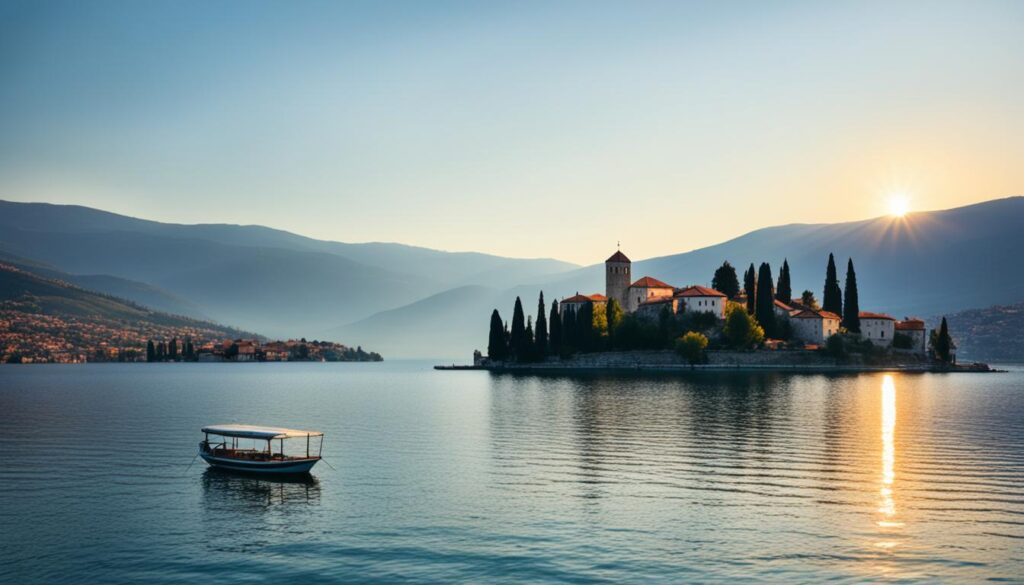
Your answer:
[202,424,323,440]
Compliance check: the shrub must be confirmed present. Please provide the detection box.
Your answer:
[675,331,709,366]
[892,332,914,350]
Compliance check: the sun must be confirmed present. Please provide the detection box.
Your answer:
[887,194,911,217]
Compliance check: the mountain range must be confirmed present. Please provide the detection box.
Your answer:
[2,196,1022,359]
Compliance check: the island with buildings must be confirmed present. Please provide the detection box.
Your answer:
[456,248,988,373]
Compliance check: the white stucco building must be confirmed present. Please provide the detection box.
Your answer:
[674,285,727,319]
[859,312,895,347]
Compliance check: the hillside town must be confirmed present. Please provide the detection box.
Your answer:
[0,297,381,364]
[481,248,955,366]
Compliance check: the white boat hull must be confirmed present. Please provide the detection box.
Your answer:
[199,452,320,475]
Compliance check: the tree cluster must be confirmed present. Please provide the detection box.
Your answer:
[146,337,196,362]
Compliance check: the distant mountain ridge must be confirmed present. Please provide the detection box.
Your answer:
[0,200,578,338]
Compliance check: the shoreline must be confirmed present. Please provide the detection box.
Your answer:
[435,363,1000,374]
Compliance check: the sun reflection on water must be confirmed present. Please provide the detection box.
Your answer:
[877,375,904,547]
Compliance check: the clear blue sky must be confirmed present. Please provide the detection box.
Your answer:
[1,0,1021,264]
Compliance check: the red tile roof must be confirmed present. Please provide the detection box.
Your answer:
[791,309,841,320]
[630,276,672,289]
[859,311,895,321]
[773,299,793,311]
[606,251,631,263]
[560,293,607,304]
[674,285,727,298]
[895,318,925,331]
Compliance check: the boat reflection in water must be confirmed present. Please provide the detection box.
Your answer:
[201,467,321,510]
[876,374,903,549]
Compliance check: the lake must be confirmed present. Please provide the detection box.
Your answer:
[1,362,1022,583]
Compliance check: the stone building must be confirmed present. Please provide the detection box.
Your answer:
[790,309,841,345]
[626,276,674,312]
[560,293,608,314]
[894,317,927,354]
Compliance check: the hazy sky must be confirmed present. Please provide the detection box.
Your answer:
[1,1,1021,265]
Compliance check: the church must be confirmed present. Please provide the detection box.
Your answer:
[560,249,727,319]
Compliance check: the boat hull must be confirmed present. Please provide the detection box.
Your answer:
[199,452,320,475]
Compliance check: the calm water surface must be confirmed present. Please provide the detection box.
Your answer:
[1,362,1022,583]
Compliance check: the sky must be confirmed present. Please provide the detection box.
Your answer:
[1,0,1022,265]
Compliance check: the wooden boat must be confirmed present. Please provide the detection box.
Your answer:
[199,424,323,475]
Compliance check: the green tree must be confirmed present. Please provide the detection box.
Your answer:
[510,296,526,361]
[605,298,624,345]
[548,301,561,355]
[488,309,508,360]
[591,303,608,350]
[535,292,548,357]
[842,258,861,333]
[823,253,842,316]
[723,302,765,349]
[776,259,792,304]
[146,339,156,362]
[800,290,819,310]
[755,262,777,337]
[934,317,952,363]
[712,261,741,299]
[675,331,709,366]
[744,263,757,314]
[169,338,178,361]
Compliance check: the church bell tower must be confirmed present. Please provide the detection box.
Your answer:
[605,246,631,310]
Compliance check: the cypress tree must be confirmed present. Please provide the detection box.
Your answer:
[146,340,156,362]
[525,317,535,361]
[776,259,792,304]
[488,309,507,360]
[576,302,594,352]
[510,297,526,361]
[562,305,577,353]
[935,317,952,363]
[712,261,741,299]
[842,258,861,333]
[755,262,777,337]
[823,253,843,316]
[744,263,757,314]
[548,300,561,355]
[535,292,548,357]
[156,342,166,361]
[169,338,178,361]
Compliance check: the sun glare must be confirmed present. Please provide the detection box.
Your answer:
[888,194,911,217]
